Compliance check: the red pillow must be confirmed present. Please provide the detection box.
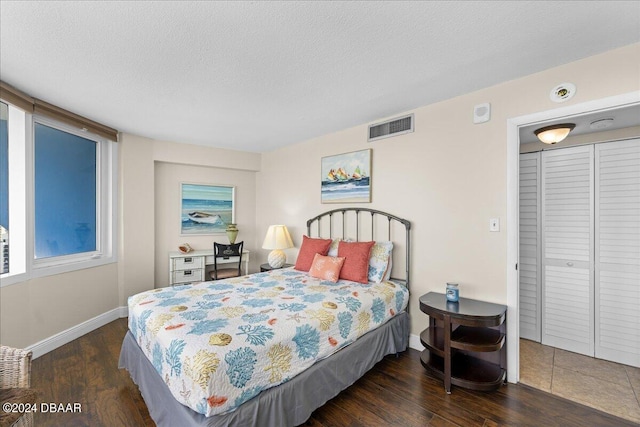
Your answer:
[308,253,345,283]
[294,235,332,271]
[338,240,375,284]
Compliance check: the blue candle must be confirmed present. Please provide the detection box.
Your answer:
[446,283,459,302]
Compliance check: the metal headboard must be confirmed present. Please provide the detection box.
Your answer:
[306,208,411,291]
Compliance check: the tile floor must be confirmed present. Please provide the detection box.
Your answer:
[519,339,640,424]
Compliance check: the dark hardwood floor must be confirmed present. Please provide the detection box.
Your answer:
[30,318,634,427]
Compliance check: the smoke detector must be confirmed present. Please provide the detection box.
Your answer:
[550,83,576,103]
[589,118,614,130]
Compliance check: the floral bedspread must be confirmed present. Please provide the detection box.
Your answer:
[127,268,409,417]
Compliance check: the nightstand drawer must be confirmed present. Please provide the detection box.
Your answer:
[172,256,204,270]
[172,269,204,284]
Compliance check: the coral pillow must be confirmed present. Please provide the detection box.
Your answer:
[294,235,332,271]
[327,237,355,256]
[338,240,376,284]
[308,253,345,283]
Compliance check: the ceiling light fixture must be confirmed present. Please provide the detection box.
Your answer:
[534,123,576,144]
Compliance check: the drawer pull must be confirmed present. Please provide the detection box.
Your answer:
[184,270,192,276]
[566,262,574,267]
[184,257,193,263]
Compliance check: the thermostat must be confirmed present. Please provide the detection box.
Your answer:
[473,103,491,124]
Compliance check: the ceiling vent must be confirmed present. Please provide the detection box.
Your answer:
[368,114,414,142]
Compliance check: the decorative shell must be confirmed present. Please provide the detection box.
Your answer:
[178,243,193,254]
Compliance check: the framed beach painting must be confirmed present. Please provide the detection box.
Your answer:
[321,149,371,203]
[180,183,235,235]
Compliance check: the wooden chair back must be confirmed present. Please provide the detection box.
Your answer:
[211,241,244,280]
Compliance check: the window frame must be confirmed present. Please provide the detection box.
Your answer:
[0,103,118,286]
[1,103,28,284]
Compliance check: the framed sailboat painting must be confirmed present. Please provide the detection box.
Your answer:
[321,149,371,203]
[180,183,235,235]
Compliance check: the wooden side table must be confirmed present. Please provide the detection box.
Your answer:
[419,292,506,393]
[260,263,293,272]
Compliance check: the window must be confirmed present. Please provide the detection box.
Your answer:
[34,122,97,259]
[30,117,116,273]
[0,101,117,285]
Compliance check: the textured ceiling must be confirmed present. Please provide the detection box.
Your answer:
[1,1,639,153]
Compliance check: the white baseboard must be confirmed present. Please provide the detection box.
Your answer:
[26,306,129,359]
[409,333,423,351]
[119,305,129,318]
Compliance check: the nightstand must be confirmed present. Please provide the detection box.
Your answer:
[419,292,506,393]
[260,263,293,272]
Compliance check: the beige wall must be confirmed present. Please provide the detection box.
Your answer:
[257,43,640,337]
[0,264,118,348]
[119,134,156,307]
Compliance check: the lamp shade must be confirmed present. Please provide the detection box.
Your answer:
[262,225,294,249]
[262,225,294,269]
[534,123,576,144]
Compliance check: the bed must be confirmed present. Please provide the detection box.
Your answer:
[119,208,411,426]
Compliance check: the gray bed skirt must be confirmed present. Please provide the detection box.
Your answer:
[119,311,409,427]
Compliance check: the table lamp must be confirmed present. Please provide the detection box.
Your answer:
[262,225,294,268]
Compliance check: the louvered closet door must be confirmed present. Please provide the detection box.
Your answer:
[541,145,594,356]
[519,152,541,341]
[595,139,640,368]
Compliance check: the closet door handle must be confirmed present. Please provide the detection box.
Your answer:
[566,262,574,267]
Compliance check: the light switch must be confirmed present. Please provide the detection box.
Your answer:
[489,218,500,232]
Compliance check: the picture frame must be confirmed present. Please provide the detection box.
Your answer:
[321,148,371,203]
[180,183,235,235]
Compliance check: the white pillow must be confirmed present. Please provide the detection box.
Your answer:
[383,257,393,281]
[368,241,393,283]
[327,238,341,257]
